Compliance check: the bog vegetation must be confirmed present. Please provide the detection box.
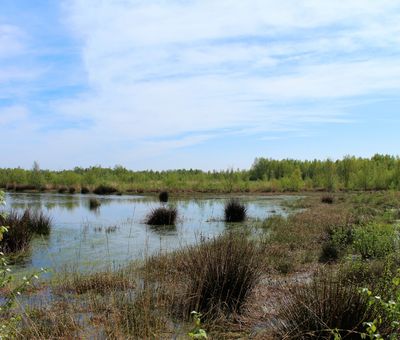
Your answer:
[2,154,400,193]
[2,189,400,338]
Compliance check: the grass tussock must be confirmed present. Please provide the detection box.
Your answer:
[224,199,247,222]
[146,206,177,225]
[321,195,334,204]
[159,191,169,203]
[0,209,52,253]
[175,233,262,319]
[275,269,385,339]
[89,198,101,210]
[80,187,90,194]
[0,210,32,253]
[57,187,67,194]
[93,185,118,195]
[24,209,52,235]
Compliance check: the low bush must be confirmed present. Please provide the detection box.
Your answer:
[224,199,247,222]
[146,207,177,225]
[353,223,399,259]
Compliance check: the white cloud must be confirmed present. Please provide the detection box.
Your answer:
[3,0,400,168]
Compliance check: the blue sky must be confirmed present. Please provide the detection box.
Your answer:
[1,0,400,170]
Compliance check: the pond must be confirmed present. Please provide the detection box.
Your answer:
[4,192,297,273]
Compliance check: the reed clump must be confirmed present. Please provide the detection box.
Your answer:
[224,199,247,222]
[57,187,67,194]
[321,195,334,204]
[176,233,262,319]
[0,210,32,253]
[159,191,169,203]
[89,198,101,210]
[275,269,386,339]
[0,209,52,253]
[146,207,177,225]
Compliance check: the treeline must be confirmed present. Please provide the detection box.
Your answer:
[1,154,400,193]
[249,154,400,191]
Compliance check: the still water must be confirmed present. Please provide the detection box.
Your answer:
[5,192,296,273]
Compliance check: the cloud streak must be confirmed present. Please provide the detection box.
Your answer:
[1,0,400,168]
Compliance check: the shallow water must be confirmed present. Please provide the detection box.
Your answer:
[4,192,296,273]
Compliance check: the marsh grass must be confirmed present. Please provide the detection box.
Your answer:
[276,269,384,339]
[13,184,37,192]
[25,210,52,235]
[17,302,81,339]
[59,270,134,295]
[321,195,334,204]
[7,191,400,338]
[0,210,32,253]
[57,187,67,194]
[146,206,177,225]
[175,233,263,319]
[224,199,247,222]
[0,209,52,253]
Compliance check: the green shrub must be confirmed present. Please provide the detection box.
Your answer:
[353,223,399,259]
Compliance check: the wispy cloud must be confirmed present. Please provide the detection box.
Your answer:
[1,0,400,168]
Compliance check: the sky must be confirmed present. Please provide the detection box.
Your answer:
[1,0,400,171]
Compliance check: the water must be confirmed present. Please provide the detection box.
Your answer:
[4,192,296,273]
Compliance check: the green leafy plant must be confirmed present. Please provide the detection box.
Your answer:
[353,223,400,259]
[360,270,400,339]
[188,311,207,339]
